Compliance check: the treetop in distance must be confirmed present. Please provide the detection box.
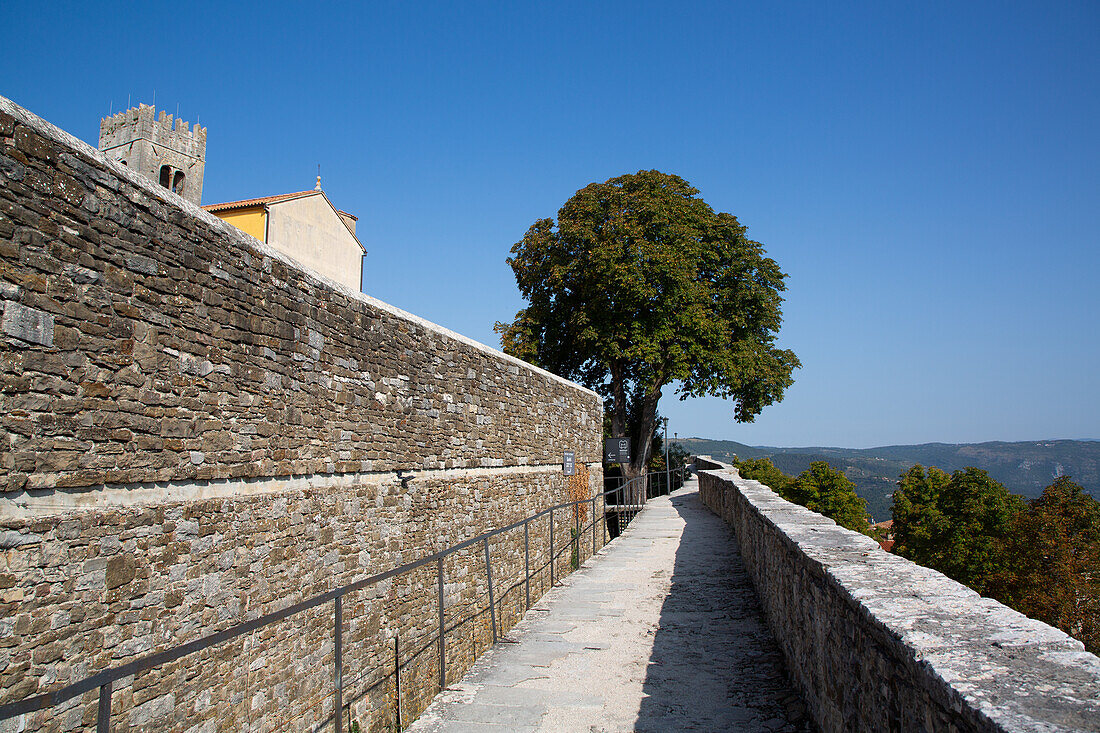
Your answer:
[498,170,800,478]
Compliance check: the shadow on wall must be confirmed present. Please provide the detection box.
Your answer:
[635,488,814,732]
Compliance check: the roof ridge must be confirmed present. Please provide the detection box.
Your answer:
[202,190,317,212]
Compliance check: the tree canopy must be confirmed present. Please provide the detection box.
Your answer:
[993,477,1100,652]
[737,457,868,533]
[891,467,1100,653]
[735,457,794,494]
[892,465,1025,596]
[497,170,799,477]
[786,461,869,533]
[891,465,952,566]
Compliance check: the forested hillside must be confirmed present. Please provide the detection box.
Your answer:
[677,438,1100,522]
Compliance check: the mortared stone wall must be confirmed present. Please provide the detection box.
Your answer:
[0,95,603,732]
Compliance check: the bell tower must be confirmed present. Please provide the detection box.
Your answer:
[98,104,206,206]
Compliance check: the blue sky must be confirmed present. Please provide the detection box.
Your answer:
[4,1,1097,447]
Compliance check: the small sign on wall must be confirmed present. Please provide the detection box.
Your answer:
[603,437,631,464]
[563,450,575,476]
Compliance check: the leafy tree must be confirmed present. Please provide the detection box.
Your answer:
[784,461,869,533]
[892,465,951,567]
[667,442,691,469]
[496,171,799,478]
[735,457,794,494]
[992,477,1100,653]
[891,466,1023,595]
[933,467,1025,594]
[646,433,692,492]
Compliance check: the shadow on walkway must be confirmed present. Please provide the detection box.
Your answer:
[635,488,813,732]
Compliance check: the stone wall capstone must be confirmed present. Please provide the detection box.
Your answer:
[696,458,1100,733]
[0,94,605,732]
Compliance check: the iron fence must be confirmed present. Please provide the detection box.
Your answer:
[1,466,691,731]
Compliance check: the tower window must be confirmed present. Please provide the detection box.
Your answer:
[159,165,171,188]
[172,171,185,195]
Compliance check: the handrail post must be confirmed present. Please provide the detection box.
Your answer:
[576,497,585,563]
[437,557,445,691]
[394,634,401,730]
[616,482,622,534]
[549,507,555,587]
[484,537,498,643]
[97,681,112,733]
[523,518,530,609]
[334,594,343,733]
[591,496,596,555]
[602,490,607,545]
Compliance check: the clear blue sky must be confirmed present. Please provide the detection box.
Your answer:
[4,1,1097,448]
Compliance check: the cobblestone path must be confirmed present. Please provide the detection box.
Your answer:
[406,477,811,732]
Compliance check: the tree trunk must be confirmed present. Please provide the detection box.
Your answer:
[623,388,661,480]
[609,361,627,446]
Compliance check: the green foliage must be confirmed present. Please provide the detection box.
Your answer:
[992,477,1100,653]
[645,438,692,493]
[784,461,869,533]
[734,457,793,493]
[735,458,868,532]
[677,437,1100,523]
[931,467,1024,594]
[891,466,1024,595]
[892,465,951,564]
[892,469,1100,652]
[497,171,799,477]
[667,442,691,469]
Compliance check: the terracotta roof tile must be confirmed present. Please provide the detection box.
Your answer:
[202,190,317,212]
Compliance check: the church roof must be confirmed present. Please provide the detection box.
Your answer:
[203,190,363,249]
[202,190,316,212]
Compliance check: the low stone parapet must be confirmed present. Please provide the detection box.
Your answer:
[697,460,1100,733]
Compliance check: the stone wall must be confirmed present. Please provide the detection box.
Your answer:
[0,95,604,732]
[696,458,1100,733]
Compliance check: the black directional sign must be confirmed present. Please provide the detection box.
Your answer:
[563,450,575,476]
[603,437,631,464]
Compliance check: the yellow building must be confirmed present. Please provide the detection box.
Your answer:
[204,185,365,292]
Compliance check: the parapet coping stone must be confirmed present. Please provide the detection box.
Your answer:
[0,94,599,401]
[700,462,1100,733]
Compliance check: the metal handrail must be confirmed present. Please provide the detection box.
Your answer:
[1,466,689,730]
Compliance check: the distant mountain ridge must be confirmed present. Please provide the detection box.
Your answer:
[677,437,1100,522]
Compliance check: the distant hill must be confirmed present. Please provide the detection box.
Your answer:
[676,437,1100,522]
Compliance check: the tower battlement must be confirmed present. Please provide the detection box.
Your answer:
[98,103,206,205]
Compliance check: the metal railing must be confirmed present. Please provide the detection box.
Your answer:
[1,466,691,731]
[605,464,689,504]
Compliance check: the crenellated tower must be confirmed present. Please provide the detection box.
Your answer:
[98,104,206,205]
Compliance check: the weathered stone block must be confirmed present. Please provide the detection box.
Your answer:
[105,554,136,590]
[1,299,54,346]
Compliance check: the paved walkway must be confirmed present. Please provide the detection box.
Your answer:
[406,479,811,732]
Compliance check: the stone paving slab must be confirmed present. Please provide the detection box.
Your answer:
[406,479,811,732]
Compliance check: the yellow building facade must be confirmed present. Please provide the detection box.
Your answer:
[214,206,266,241]
[204,189,365,292]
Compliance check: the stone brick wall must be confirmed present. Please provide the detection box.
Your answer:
[696,459,1100,733]
[0,95,604,732]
